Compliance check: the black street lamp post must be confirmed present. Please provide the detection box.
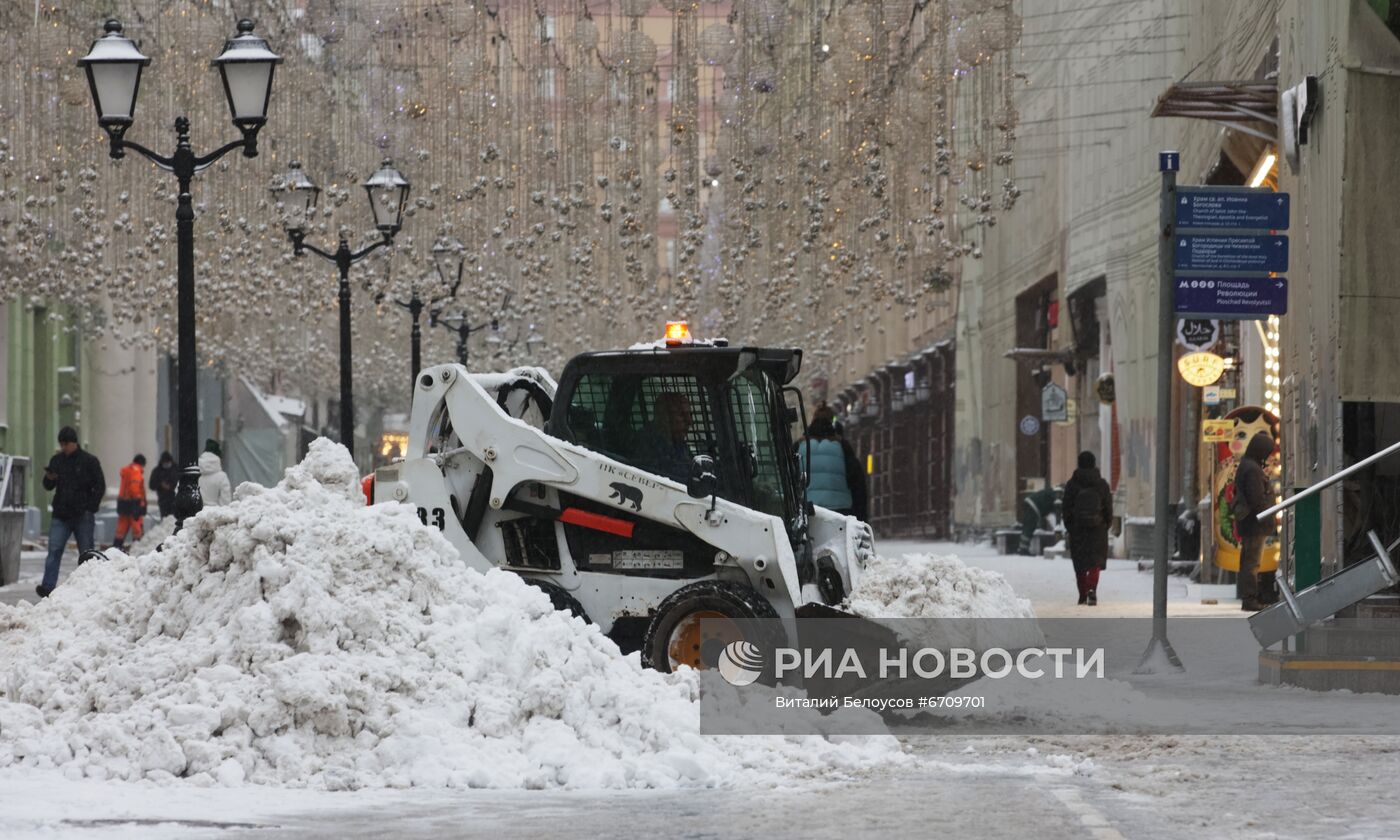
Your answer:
[378,236,465,380]
[397,295,426,382]
[432,310,500,369]
[430,286,513,370]
[273,160,411,457]
[78,18,281,528]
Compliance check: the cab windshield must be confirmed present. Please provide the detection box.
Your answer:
[724,368,798,522]
[559,363,800,524]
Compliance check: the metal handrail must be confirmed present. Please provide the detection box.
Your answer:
[1257,437,1400,519]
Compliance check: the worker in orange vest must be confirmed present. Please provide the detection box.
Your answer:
[113,454,147,551]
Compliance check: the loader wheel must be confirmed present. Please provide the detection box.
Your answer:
[642,580,780,674]
[525,578,590,623]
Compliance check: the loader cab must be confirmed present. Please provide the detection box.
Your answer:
[548,345,807,532]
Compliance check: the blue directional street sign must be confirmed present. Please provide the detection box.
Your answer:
[1174,276,1288,318]
[1174,234,1288,273]
[1176,188,1289,230]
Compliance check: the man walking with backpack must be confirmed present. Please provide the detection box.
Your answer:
[1063,451,1113,606]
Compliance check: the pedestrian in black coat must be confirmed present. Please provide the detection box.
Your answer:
[1063,451,1113,605]
[148,451,179,519]
[38,426,105,597]
[1233,431,1277,611]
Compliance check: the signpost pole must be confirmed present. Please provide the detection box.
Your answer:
[1138,152,1185,674]
[1182,383,1198,556]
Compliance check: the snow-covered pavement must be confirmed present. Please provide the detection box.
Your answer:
[0,550,58,607]
[878,539,1246,618]
[3,735,1399,840]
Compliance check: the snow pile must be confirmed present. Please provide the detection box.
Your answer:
[847,553,1036,619]
[127,515,176,557]
[0,440,901,790]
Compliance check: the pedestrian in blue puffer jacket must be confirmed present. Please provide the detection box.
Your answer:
[797,404,868,522]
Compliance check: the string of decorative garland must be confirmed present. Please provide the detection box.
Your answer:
[0,0,1021,409]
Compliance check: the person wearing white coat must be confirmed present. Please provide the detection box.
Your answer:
[197,451,232,507]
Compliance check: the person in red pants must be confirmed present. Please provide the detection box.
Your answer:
[1063,451,1113,606]
[113,454,147,551]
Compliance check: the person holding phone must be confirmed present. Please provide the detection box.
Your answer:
[38,426,106,598]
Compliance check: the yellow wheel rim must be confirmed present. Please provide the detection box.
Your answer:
[667,609,742,671]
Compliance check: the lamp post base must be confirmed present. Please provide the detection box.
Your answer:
[172,465,204,532]
[1133,635,1184,675]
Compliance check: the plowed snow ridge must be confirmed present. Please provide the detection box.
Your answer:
[0,440,902,790]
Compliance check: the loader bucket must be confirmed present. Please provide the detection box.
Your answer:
[788,605,1045,702]
[793,602,907,653]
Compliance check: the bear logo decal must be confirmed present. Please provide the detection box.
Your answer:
[608,482,643,511]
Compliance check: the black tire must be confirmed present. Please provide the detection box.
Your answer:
[524,577,590,622]
[641,580,782,674]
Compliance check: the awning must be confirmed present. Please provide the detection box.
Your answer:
[906,337,955,366]
[1151,81,1278,142]
[1004,347,1078,366]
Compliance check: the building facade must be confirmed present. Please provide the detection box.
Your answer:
[831,0,1400,579]
[1,299,159,529]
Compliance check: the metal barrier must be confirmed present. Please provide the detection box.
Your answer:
[1247,441,1400,648]
[1257,437,1400,519]
[0,455,31,585]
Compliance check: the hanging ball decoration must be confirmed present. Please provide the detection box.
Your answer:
[700,23,738,65]
[981,6,1023,51]
[922,265,955,292]
[750,130,776,157]
[612,30,657,72]
[963,144,985,171]
[705,157,723,177]
[573,17,599,51]
[750,59,779,93]
[747,0,788,42]
[994,105,1019,131]
[576,65,607,102]
[620,0,653,18]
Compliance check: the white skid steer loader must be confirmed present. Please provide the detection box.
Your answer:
[373,328,887,673]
